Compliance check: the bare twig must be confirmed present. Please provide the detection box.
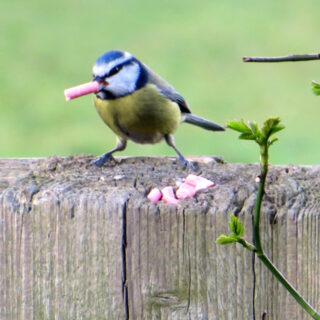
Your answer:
[243,53,320,63]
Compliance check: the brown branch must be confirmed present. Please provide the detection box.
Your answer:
[243,53,320,63]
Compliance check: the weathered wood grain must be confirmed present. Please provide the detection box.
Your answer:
[0,156,319,319]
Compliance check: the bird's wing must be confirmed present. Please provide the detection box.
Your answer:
[143,64,191,114]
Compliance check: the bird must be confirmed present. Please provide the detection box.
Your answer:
[91,50,225,168]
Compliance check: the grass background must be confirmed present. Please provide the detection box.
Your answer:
[1,0,320,164]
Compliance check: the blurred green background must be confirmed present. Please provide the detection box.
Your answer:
[1,0,320,164]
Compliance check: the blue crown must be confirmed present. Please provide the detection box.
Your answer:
[95,50,126,65]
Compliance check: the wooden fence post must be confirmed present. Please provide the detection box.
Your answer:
[0,156,319,319]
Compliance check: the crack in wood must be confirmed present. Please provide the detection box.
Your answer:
[252,251,256,320]
[122,200,130,320]
[186,245,191,314]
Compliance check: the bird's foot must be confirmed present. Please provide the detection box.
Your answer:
[177,156,199,171]
[90,153,115,167]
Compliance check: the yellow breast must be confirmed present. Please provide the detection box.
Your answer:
[93,84,182,144]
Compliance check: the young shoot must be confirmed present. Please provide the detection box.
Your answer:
[216,117,320,319]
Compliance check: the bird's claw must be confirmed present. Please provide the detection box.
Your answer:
[90,153,115,167]
[177,156,199,171]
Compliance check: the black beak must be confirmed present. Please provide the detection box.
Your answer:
[93,75,101,82]
[93,76,109,92]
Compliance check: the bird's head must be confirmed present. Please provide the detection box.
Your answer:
[92,50,148,100]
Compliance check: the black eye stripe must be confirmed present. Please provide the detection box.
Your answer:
[93,58,136,80]
[105,57,138,78]
[108,65,122,77]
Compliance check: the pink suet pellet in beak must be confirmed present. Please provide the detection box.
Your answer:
[64,81,100,101]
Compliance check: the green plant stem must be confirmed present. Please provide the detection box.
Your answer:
[257,253,320,319]
[253,142,320,319]
[253,144,268,255]
[237,238,256,252]
[237,240,320,318]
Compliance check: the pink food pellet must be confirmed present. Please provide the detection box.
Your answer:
[64,81,99,101]
[176,183,196,199]
[147,188,162,202]
[185,174,215,191]
[161,186,179,205]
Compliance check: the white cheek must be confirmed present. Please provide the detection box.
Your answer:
[108,63,140,96]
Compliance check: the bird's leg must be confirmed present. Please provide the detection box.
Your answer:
[91,137,127,167]
[165,134,191,168]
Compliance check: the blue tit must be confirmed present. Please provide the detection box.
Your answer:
[91,50,225,167]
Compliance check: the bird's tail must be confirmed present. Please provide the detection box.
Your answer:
[183,114,225,131]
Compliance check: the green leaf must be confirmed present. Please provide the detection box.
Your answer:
[239,132,256,140]
[227,120,251,133]
[312,80,320,88]
[229,233,239,240]
[268,137,279,147]
[312,88,320,96]
[255,134,265,145]
[312,81,320,96]
[216,234,237,245]
[270,125,285,136]
[262,117,282,138]
[248,121,259,135]
[228,214,245,237]
[263,117,280,132]
[312,80,320,89]
[228,117,284,150]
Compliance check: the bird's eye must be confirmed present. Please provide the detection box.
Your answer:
[108,66,122,77]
